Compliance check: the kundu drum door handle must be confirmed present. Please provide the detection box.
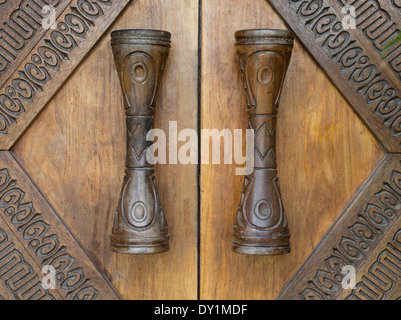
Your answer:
[110,29,170,254]
[232,29,294,255]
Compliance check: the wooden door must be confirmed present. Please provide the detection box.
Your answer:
[1,0,400,300]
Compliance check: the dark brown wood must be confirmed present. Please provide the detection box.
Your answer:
[278,153,401,300]
[232,29,294,255]
[0,151,120,300]
[0,0,132,150]
[109,29,170,254]
[268,0,401,153]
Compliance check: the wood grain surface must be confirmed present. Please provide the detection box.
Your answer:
[13,0,199,300]
[0,0,131,150]
[268,0,401,152]
[200,0,385,299]
[278,154,401,300]
[6,0,393,300]
[0,151,120,300]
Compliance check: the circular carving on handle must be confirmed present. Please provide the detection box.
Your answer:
[254,199,272,220]
[131,62,148,84]
[393,0,401,9]
[257,65,273,86]
[130,201,148,223]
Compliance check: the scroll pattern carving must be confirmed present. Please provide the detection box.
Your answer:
[392,0,401,9]
[296,0,401,138]
[0,227,56,300]
[338,0,401,80]
[0,167,99,299]
[268,0,401,151]
[0,0,116,137]
[0,0,64,79]
[277,155,401,300]
[297,166,401,300]
[346,229,401,300]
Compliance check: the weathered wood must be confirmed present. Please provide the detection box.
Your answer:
[0,151,120,300]
[232,29,294,255]
[200,0,384,300]
[14,0,199,300]
[278,154,401,300]
[268,0,401,152]
[110,29,170,254]
[0,0,132,150]
[6,0,394,300]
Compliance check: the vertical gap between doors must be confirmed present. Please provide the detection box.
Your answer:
[197,0,202,301]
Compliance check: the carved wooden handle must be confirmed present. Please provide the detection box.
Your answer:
[110,30,170,254]
[232,29,294,255]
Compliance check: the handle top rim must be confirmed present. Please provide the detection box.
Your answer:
[235,29,294,44]
[111,29,171,41]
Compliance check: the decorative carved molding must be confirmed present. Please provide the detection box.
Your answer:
[109,29,170,254]
[345,230,401,300]
[0,0,71,88]
[278,154,401,300]
[0,0,131,150]
[0,151,120,300]
[232,29,294,255]
[268,0,401,152]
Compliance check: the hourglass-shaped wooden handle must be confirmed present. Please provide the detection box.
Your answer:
[232,29,294,255]
[110,29,170,254]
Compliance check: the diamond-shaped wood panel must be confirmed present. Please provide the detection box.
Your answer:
[0,0,132,299]
[268,0,401,300]
[12,0,199,300]
[0,151,120,299]
[200,0,385,300]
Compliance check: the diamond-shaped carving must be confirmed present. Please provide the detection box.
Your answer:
[128,124,148,158]
[255,122,275,159]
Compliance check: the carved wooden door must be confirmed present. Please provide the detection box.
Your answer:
[1,0,400,300]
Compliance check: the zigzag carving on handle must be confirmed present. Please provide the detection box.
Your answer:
[232,29,293,255]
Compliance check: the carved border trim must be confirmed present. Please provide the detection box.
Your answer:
[277,154,401,299]
[0,151,121,300]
